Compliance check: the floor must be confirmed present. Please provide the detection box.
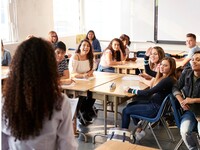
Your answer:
[75,101,188,150]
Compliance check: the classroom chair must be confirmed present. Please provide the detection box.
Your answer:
[130,94,175,149]
[136,51,146,58]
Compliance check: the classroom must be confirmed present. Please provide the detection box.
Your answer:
[1,0,200,150]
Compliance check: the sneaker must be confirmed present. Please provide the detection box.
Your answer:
[135,130,146,141]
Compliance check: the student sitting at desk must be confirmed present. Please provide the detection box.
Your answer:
[139,46,165,85]
[172,51,200,150]
[119,34,131,57]
[97,38,126,73]
[1,39,11,66]
[69,39,97,125]
[55,41,74,85]
[2,37,77,150]
[122,57,177,142]
[85,30,102,52]
[181,33,200,68]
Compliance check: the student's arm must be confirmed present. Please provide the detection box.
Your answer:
[143,55,157,77]
[181,57,191,67]
[60,70,70,79]
[172,70,190,110]
[127,77,174,96]
[105,50,124,66]
[119,49,126,61]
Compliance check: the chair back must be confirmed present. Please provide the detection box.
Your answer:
[169,94,183,128]
[130,94,171,123]
[136,51,145,58]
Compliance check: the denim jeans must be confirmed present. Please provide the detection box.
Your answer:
[180,111,198,150]
[121,100,159,129]
[97,65,115,73]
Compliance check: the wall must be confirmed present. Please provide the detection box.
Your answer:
[4,0,200,57]
[17,0,54,41]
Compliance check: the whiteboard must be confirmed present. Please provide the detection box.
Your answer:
[157,0,200,42]
[129,0,154,42]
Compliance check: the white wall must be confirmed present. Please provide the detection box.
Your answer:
[4,0,200,57]
[17,0,54,41]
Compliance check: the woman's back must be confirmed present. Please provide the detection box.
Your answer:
[2,37,77,150]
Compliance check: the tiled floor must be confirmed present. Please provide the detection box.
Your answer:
[75,102,188,150]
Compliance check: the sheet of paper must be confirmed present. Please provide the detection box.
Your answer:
[61,82,76,88]
[129,86,140,90]
[74,76,95,81]
[122,76,140,81]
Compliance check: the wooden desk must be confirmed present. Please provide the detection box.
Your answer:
[90,75,149,134]
[95,140,158,150]
[165,50,187,56]
[112,57,183,75]
[112,58,144,74]
[1,66,9,80]
[61,71,123,97]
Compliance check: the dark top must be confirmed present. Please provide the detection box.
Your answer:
[58,58,68,77]
[128,76,175,106]
[144,55,157,77]
[172,69,200,116]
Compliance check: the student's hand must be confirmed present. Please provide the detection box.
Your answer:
[121,60,126,65]
[67,53,72,58]
[181,97,195,105]
[61,79,75,85]
[180,100,190,110]
[145,47,153,56]
[123,86,130,92]
[87,70,94,77]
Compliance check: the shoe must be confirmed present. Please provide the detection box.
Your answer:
[135,130,146,141]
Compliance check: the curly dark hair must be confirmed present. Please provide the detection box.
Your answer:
[75,39,94,71]
[2,37,63,140]
[104,38,126,61]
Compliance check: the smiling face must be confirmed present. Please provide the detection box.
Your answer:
[159,59,171,75]
[49,32,58,44]
[55,48,65,63]
[111,40,120,51]
[87,32,94,40]
[150,48,159,64]
[191,53,200,72]
[186,36,196,48]
[80,41,91,55]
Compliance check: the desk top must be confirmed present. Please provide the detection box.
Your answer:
[1,66,9,80]
[61,71,123,92]
[90,75,149,97]
[95,140,158,150]
[112,58,144,70]
[112,57,182,71]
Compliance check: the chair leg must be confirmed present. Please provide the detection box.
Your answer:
[174,138,183,150]
[148,122,163,150]
[160,117,175,142]
[93,134,108,144]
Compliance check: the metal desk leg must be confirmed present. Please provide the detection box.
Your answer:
[114,96,118,127]
[104,95,108,135]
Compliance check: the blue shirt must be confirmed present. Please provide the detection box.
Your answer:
[92,39,102,52]
[2,49,11,66]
